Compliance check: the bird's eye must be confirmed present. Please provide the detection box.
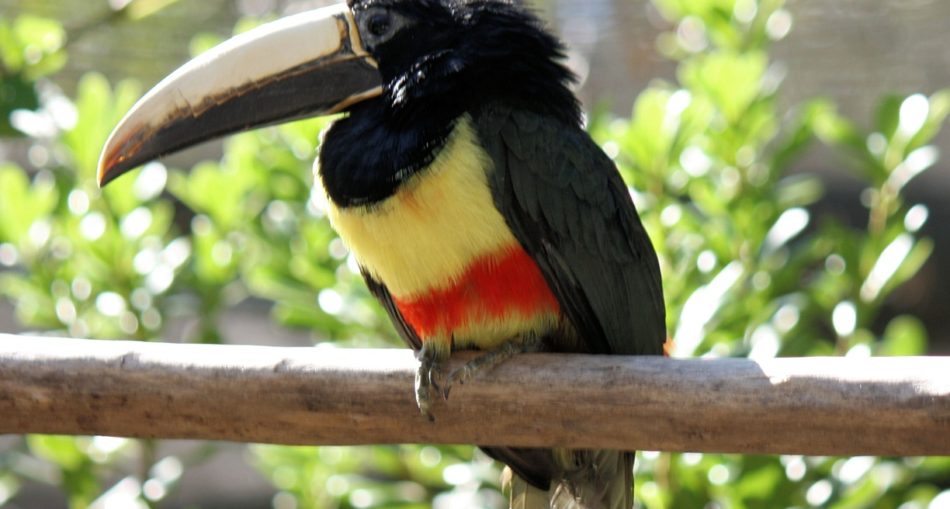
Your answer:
[367,13,392,37]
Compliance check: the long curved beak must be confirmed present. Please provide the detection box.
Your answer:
[98,2,381,186]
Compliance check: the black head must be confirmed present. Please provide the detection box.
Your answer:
[345,0,579,124]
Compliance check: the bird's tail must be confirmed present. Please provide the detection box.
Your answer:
[504,450,633,509]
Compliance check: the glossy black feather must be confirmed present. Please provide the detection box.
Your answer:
[475,103,666,356]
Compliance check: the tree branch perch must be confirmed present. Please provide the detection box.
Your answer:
[1,334,948,456]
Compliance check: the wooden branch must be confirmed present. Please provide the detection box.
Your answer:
[1,333,948,456]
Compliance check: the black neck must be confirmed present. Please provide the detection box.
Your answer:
[318,6,579,208]
[318,95,460,208]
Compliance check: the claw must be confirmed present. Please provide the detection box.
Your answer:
[415,335,544,413]
[441,334,544,400]
[429,363,444,395]
[415,341,445,421]
[415,363,434,421]
[439,374,455,400]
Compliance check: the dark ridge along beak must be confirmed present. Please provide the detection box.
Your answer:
[98,3,382,187]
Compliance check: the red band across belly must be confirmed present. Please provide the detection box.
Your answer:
[393,245,560,339]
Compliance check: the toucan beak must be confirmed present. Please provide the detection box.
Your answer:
[98,2,381,187]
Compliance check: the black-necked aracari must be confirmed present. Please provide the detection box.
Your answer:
[98,1,667,507]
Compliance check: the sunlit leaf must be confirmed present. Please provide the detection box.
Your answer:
[908,89,950,153]
[27,435,87,470]
[679,50,767,123]
[879,315,928,356]
[0,165,57,248]
[0,19,25,72]
[12,15,66,80]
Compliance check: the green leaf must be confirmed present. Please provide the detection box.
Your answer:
[878,315,928,356]
[0,164,57,247]
[12,15,67,80]
[908,89,950,152]
[679,50,767,124]
[27,435,87,470]
[776,175,824,209]
[12,16,65,54]
[0,72,40,137]
[626,87,679,173]
[0,19,25,72]
[169,159,263,229]
[874,94,903,139]
[881,237,933,300]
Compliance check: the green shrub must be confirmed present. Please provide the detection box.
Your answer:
[0,0,947,507]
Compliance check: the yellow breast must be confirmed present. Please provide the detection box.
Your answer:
[321,116,519,300]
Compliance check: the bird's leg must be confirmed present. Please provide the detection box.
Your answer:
[415,341,447,421]
[441,333,544,399]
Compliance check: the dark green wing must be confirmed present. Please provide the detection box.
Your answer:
[361,269,422,350]
[474,105,666,356]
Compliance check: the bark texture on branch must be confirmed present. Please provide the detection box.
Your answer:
[1,334,948,456]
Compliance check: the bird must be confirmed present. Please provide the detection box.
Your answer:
[98,1,667,507]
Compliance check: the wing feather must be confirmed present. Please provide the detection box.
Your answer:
[475,105,666,356]
[361,268,422,350]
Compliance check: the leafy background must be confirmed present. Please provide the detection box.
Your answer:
[1,0,949,507]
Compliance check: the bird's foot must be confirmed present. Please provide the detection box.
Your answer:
[441,334,544,400]
[415,341,445,421]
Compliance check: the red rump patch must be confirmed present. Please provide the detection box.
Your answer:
[393,245,560,339]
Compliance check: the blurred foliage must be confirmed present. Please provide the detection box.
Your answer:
[0,14,65,135]
[0,0,949,508]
